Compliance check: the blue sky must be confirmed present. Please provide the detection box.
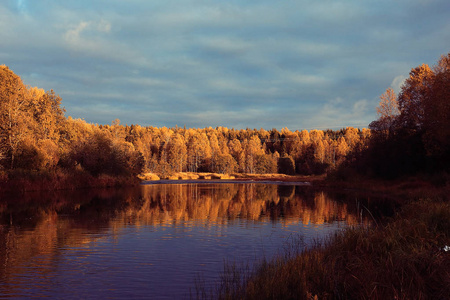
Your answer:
[1,0,449,130]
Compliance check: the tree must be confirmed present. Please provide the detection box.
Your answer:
[314,139,325,164]
[215,153,237,174]
[349,53,450,178]
[397,64,434,131]
[243,135,264,174]
[336,137,350,160]
[28,89,65,141]
[309,130,324,143]
[377,88,399,121]
[187,132,211,172]
[422,54,450,160]
[0,65,30,169]
[228,138,244,172]
[208,132,221,172]
[70,129,143,176]
[369,88,399,137]
[278,156,295,175]
[167,133,187,172]
[344,127,360,149]
[255,153,278,174]
[299,130,310,143]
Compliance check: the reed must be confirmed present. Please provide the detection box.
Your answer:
[202,198,450,299]
[0,169,139,192]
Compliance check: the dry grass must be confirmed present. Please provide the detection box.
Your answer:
[139,171,324,183]
[231,173,324,182]
[145,172,235,180]
[0,169,139,192]
[139,172,286,181]
[137,172,161,181]
[201,197,450,300]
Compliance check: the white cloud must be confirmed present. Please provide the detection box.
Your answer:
[64,21,91,44]
[61,18,153,68]
[391,75,407,94]
[305,98,372,130]
[63,19,111,43]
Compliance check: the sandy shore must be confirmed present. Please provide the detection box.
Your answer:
[139,172,321,185]
[142,179,311,185]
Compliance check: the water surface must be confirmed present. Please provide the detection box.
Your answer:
[0,183,365,299]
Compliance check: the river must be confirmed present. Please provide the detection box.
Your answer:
[0,182,368,299]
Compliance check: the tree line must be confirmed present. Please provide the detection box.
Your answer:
[1,65,369,178]
[2,52,448,180]
[359,53,450,179]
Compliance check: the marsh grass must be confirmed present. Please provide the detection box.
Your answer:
[0,169,139,192]
[198,198,450,299]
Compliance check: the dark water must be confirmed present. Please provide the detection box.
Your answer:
[0,183,368,299]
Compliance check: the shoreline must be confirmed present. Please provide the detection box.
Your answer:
[141,179,312,186]
[139,172,324,184]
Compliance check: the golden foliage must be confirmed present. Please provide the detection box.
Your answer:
[0,65,371,177]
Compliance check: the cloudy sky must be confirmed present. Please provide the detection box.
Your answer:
[1,0,449,130]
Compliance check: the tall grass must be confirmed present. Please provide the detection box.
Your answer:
[0,169,139,192]
[200,199,450,299]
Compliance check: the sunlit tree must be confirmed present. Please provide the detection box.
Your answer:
[167,133,187,172]
[397,64,434,131]
[244,135,264,174]
[0,65,29,168]
[187,132,211,172]
[369,88,399,138]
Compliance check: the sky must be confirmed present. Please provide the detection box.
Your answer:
[1,0,450,130]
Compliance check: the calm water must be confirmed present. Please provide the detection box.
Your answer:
[0,183,367,299]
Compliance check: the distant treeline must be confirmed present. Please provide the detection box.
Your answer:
[0,64,368,178]
[1,52,449,182]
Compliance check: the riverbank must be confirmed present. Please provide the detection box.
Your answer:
[0,169,139,193]
[211,200,450,299]
[203,176,450,299]
[0,170,321,193]
[0,170,320,193]
[138,171,324,183]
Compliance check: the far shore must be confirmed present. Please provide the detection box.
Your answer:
[138,172,324,185]
[142,179,312,186]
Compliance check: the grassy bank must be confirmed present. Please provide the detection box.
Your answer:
[0,169,139,193]
[200,179,450,299]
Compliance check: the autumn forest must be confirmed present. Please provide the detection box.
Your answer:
[1,53,449,189]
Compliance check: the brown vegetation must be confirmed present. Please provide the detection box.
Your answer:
[203,181,450,300]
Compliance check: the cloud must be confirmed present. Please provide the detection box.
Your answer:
[16,0,27,14]
[64,21,91,43]
[97,19,111,33]
[2,0,450,130]
[303,98,372,130]
[391,75,407,95]
[63,19,112,46]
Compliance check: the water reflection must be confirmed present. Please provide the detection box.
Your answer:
[0,183,368,299]
[127,184,362,227]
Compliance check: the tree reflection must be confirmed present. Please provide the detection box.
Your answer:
[0,184,367,294]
